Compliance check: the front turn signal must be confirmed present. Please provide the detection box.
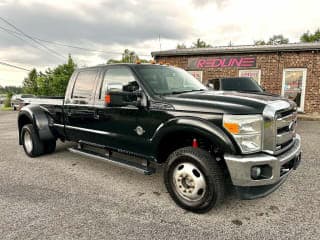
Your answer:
[223,122,240,134]
[105,94,111,104]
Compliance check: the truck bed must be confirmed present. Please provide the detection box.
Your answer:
[26,97,64,106]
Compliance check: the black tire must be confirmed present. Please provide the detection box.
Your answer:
[44,140,56,154]
[164,147,225,213]
[21,124,44,157]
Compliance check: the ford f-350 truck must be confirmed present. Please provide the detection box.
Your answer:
[18,64,301,213]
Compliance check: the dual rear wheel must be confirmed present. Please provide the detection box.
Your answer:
[21,124,56,157]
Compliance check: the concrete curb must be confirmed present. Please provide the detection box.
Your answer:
[298,114,320,121]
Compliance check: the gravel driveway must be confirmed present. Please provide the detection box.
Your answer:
[0,111,319,239]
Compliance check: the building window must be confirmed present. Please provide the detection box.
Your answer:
[282,68,307,112]
[187,71,203,82]
[239,69,261,84]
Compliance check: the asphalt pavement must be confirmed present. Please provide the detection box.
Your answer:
[0,110,319,239]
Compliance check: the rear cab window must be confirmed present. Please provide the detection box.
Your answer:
[71,69,98,104]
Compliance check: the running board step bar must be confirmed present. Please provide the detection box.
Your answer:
[68,147,156,175]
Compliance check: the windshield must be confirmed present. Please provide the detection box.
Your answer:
[221,77,263,92]
[136,66,206,95]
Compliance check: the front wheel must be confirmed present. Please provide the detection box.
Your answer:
[164,147,225,213]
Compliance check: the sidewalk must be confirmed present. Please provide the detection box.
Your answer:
[298,113,320,121]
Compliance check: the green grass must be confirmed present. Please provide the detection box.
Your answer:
[0,106,13,111]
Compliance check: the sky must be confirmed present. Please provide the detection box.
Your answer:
[0,0,319,87]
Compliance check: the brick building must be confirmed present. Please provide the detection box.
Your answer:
[151,43,320,113]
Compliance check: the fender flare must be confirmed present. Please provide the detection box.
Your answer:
[151,117,237,155]
[18,105,55,144]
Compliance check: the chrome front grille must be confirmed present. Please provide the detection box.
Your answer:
[262,100,297,155]
[275,110,297,154]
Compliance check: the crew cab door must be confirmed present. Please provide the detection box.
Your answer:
[92,66,142,153]
[64,68,99,142]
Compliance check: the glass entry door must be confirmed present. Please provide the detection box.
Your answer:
[282,68,307,112]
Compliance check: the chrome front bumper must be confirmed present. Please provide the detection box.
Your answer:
[224,134,301,187]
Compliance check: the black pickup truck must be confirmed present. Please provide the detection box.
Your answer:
[207,77,264,93]
[18,63,301,213]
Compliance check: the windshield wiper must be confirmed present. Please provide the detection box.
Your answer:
[170,89,206,95]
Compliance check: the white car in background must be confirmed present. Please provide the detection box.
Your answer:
[11,94,35,110]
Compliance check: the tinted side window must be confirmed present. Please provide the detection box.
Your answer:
[72,70,97,99]
[101,68,139,98]
[221,78,263,92]
[213,79,220,90]
[208,79,220,90]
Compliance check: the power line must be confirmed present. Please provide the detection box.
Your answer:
[36,38,151,57]
[0,25,151,57]
[0,25,55,54]
[0,25,31,43]
[0,60,31,71]
[0,16,66,61]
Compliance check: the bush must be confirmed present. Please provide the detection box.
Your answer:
[4,92,13,108]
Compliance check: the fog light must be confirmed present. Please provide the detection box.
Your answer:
[251,166,262,180]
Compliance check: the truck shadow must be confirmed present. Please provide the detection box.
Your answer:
[53,140,242,206]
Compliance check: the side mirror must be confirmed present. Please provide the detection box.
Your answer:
[107,83,123,92]
[105,90,146,108]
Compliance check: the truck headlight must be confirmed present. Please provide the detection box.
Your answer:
[223,114,263,154]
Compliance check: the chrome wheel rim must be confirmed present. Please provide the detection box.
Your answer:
[24,131,33,153]
[173,162,206,202]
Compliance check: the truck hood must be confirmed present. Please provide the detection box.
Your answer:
[163,90,293,114]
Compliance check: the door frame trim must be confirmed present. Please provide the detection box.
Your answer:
[64,124,116,136]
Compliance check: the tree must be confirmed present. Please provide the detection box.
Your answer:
[253,35,289,45]
[192,38,212,48]
[107,59,121,64]
[176,43,187,49]
[107,49,148,64]
[36,70,52,96]
[121,49,138,63]
[22,54,77,96]
[267,35,289,45]
[300,29,320,42]
[0,86,22,94]
[22,68,38,94]
[254,40,267,45]
[4,92,13,107]
[50,54,76,96]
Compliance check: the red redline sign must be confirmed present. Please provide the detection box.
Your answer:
[188,56,256,68]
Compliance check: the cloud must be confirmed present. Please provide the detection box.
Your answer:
[191,0,229,8]
[0,46,60,67]
[0,0,192,46]
[1,0,320,86]
[0,0,196,85]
